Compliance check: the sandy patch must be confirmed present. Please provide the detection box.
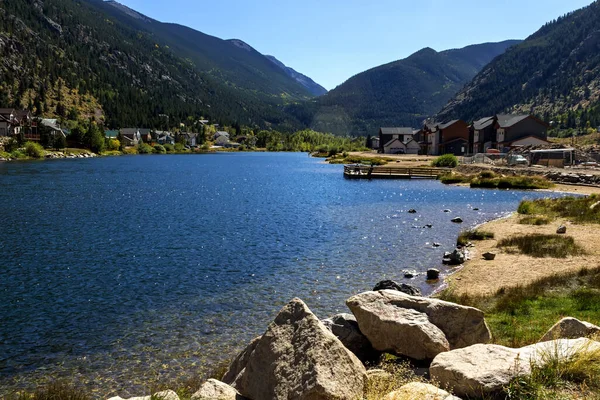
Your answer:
[446,214,600,296]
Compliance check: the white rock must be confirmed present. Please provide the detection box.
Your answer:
[191,379,243,400]
[224,298,367,400]
[540,317,600,342]
[384,382,461,400]
[430,338,600,397]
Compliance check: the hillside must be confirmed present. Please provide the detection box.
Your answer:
[0,0,319,129]
[265,55,327,96]
[287,40,520,136]
[436,1,600,127]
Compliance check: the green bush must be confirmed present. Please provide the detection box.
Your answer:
[174,143,185,152]
[24,141,45,158]
[153,144,166,154]
[519,216,552,225]
[431,154,458,168]
[137,143,154,154]
[164,143,174,153]
[440,173,471,184]
[457,230,495,246]
[479,170,496,179]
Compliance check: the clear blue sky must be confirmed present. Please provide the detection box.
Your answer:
[116,0,593,91]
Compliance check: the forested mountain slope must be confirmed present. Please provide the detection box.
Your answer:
[436,1,600,128]
[0,0,317,129]
[287,40,519,136]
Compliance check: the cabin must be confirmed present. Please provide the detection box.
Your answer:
[214,131,230,141]
[495,114,549,151]
[40,119,67,139]
[0,109,33,138]
[120,128,141,146]
[155,131,175,145]
[379,127,418,154]
[139,129,152,143]
[181,132,199,147]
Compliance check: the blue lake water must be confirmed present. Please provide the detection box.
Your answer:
[0,153,565,396]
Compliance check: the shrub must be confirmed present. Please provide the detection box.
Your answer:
[107,139,120,151]
[328,147,339,157]
[471,176,553,190]
[479,170,496,179]
[164,143,174,153]
[153,144,166,154]
[16,381,91,400]
[24,141,45,158]
[440,173,471,184]
[498,234,585,258]
[457,229,495,246]
[200,143,210,151]
[431,154,458,168]
[123,147,138,155]
[137,143,154,154]
[174,143,185,152]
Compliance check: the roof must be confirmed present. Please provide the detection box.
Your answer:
[138,128,151,136]
[41,118,58,127]
[438,120,461,130]
[0,108,15,115]
[120,128,139,135]
[383,138,404,148]
[215,131,229,136]
[380,127,414,135]
[473,116,495,130]
[442,137,468,145]
[105,130,119,138]
[496,114,530,128]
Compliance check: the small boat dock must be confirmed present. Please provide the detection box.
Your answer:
[343,164,449,180]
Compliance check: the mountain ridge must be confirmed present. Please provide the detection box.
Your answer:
[435,1,600,127]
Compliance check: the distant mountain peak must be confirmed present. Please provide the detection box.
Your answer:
[265,55,327,97]
[228,39,255,52]
[104,0,152,22]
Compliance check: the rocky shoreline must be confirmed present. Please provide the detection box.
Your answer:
[107,289,600,400]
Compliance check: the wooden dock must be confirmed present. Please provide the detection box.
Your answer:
[343,165,449,180]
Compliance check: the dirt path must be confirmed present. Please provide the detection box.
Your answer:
[446,214,600,296]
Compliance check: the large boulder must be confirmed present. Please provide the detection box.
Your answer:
[540,317,600,342]
[222,298,367,400]
[384,382,461,400]
[373,279,422,296]
[430,338,600,397]
[222,336,261,384]
[107,390,179,400]
[345,298,449,359]
[322,313,378,362]
[442,250,466,265]
[347,290,491,355]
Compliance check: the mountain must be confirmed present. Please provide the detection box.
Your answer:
[436,2,600,127]
[287,40,520,135]
[265,55,328,96]
[0,0,318,129]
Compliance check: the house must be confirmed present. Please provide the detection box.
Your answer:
[105,130,119,140]
[366,136,380,150]
[214,135,229,146]
[495,114,549,151]
[181,132,199,147]
[417,122,439,155]
[378,127,418,154]
[436,120,470,156]
[471,116,497,154]
[155,131,175,145]
[139,129,152,143]
[214,131,230,141]
[0,108,34,138]
[120,128,141,146]
[40,119,67,139]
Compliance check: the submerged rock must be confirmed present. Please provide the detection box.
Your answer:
[408,209,418,214]
[192,379,244,400]
[426,268,440,280]
[108,390,179,400]
[451,217,463,223]
[223,298,367,400]
[373,279,421,296]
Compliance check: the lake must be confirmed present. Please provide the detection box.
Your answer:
[0,153,563,397]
